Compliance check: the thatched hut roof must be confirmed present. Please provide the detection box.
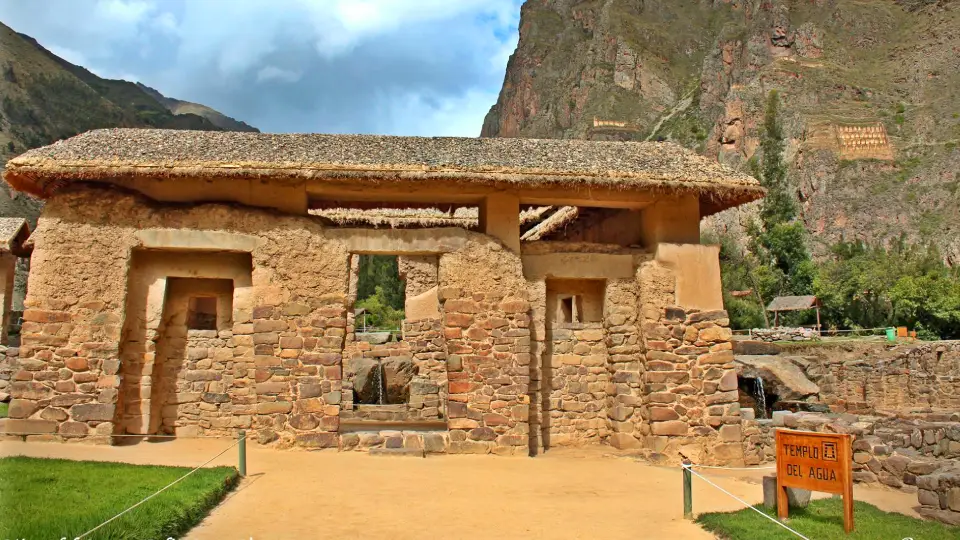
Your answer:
[3,129,763,214]
[766,295,819,312]
[0,217,31,255]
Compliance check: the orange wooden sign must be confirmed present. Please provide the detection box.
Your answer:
[775,429,854,533]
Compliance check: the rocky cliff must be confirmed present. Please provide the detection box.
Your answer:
[483,0,960,262]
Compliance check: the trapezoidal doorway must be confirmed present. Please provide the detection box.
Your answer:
[117,250,252,437]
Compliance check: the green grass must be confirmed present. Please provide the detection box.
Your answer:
[697,498,957,540]
[0,457,238,539]
[0,402,7,418]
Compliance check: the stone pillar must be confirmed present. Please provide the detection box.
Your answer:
[604,278,644,450]
[637,244,743,465]
[441,287,530,455]
[478,193,521,252]
[0,252,16,345]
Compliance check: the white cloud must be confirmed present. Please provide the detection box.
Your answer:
[386,89,500,137]
[0,0,523,136]
[256,66,303,84]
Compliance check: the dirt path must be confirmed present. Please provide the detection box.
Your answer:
[0,440,922,539]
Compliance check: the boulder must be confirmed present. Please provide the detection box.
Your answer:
[350,356,415,404]
[735,355,820,401]
[732,340,782,356]
[762,475,811,509]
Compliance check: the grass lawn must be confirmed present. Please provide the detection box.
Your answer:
[0,456,238,539]
[0,402,7,418]
[697,498,957,539]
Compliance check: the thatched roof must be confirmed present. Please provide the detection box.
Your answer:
[766,295,819,312]
[521,207,579,241]
[312,207,479,228]
[3,129,763,213]
[309,205,552,229]
[0,217,31,255]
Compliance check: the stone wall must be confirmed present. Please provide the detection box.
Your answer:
[441,288,531,455]
[636,258,743,465]
[602,277,644,450]
[1,186,741,461]
[543,321,608,446]
[791,341,960,413]
[740,409,960,526]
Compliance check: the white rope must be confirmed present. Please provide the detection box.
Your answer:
[682,463,811,540]
[1,431,235,439]
[76,435,244,539]
[691,464,776,470]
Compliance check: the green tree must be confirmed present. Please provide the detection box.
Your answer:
[356,255,404,310]
[356,285,405,330]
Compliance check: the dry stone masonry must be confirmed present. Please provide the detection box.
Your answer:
[1,129,765,465]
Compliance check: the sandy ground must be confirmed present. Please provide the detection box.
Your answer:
[0,439,923,539]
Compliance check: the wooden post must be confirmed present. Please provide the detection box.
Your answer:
[238,430,247,477]
[816,307,822,336]
[682,460,693,519]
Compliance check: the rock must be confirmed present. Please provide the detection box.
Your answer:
[762,475,811,509]
[422,433,446,453]
[732,340,782,355]
[735,355,820,400]
[70,403,115,422]
[651,421,688,436]
[918,489,940,507]
[349,356,415,404]
[609,432,642,450]
[0,392,9,403]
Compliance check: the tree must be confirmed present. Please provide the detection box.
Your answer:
[356,255,404,310]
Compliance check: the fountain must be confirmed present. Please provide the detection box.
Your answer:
[755,377,767,419]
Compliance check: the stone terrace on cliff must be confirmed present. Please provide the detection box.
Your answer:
[0,128,763,462]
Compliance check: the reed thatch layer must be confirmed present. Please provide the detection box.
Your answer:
[3,129,763,213]
[309,205,555,230]
[521,206,580,242]
[311,207,479,228]
[0,217,29,253]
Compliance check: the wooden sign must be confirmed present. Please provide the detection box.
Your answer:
[775,429,854,533]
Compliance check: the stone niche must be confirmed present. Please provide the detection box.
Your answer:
[340,254,446,427]
[117,250,253,437]
[542,279,608,448]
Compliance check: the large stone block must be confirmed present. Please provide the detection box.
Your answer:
[3,419,58,434]
[257,401,293,414]
[296,432,338,448]
[8,399,39,419]
[650,421,688,436]
[71,404,115,422]
[609,432,642,450]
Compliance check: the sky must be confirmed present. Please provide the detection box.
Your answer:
[0,0,522,136]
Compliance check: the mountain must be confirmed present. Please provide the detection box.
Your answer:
[482,0,960,263]
[136,83,258,133]
[0,21,258,225]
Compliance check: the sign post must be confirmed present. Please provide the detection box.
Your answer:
[775,429,854,533]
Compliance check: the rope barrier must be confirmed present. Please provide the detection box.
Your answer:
[689,464,776,470]
[0,431,238,439]
[75,435,244,539]
[681,463,810,540]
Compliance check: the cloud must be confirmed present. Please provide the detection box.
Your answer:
[256,66,303,84]
[0,0,522,136]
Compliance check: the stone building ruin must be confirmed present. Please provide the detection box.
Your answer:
[0,128,765,462]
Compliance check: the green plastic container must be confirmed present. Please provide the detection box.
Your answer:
[885,327,896,341]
